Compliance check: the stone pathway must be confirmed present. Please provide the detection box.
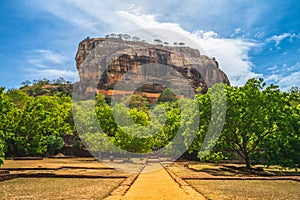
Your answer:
[106,163,205,200]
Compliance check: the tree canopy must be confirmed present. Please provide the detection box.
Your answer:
[0,78,299,169]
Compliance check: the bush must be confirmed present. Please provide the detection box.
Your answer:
[158,88,177,103]
[47,135,64,155]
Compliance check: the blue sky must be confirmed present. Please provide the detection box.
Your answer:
[0,0,299,90]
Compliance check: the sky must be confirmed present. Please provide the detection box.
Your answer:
[0,0,299,91]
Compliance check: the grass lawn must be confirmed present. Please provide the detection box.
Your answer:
[167,162,300,199]
[1,158,136,177]
[2,159,299,199]
[186,180,300,200]
[0,177,123,200]
[2,157,145,175]
[0,158,131,199]
[2,158,106,169]
[170,162,300,177]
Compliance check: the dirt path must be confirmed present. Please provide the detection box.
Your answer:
[108,163,205,200]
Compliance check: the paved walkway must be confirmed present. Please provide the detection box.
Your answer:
[119,163,205,200]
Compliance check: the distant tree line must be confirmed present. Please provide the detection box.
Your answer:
[20,77,73,97]
[103,33,185,46]
[21,77,72,87]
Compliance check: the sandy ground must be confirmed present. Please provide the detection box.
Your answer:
[118,163,205,200]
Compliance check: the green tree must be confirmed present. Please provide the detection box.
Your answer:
[221,79,290,169]
[15,95,72,156]
[288,86,300,105]
[112,102,153,153]
[114,127,154,154]
[255,96,300,168]
[0,88,20,159]
[80,132,118,160]
[120,94,149,112]
[151,102,182,157]
[192,84,228,162]
[190,80,300,169]
[74,96,119,156]
[47,135,64,155]
[95,94,118,135]
[6,89,31,109]
[158,88,177,103]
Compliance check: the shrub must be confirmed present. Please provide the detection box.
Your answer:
[47,135,64,155]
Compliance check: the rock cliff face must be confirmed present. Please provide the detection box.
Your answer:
[75,37,230,100]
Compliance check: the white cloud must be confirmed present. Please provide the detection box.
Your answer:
[28,50,67,67]
[30,0,144,34]
[278,71,300,91]
[264,62,300,91]
[267,33,296,47]
[254,32,265,40]
[192,32,261,85]
[30,0,106,34]
[235,28,242,34]
[195,30,219,39]
[266,65,281,74]
[23,67,78,82]
[117,10,261,86]
[267,63,299,74]
[287,62,300,72]
[266,65,278,71]
[28,1,263,86]
[264,74,281,82]
[29,69,77,80]
[24,49,77,81]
